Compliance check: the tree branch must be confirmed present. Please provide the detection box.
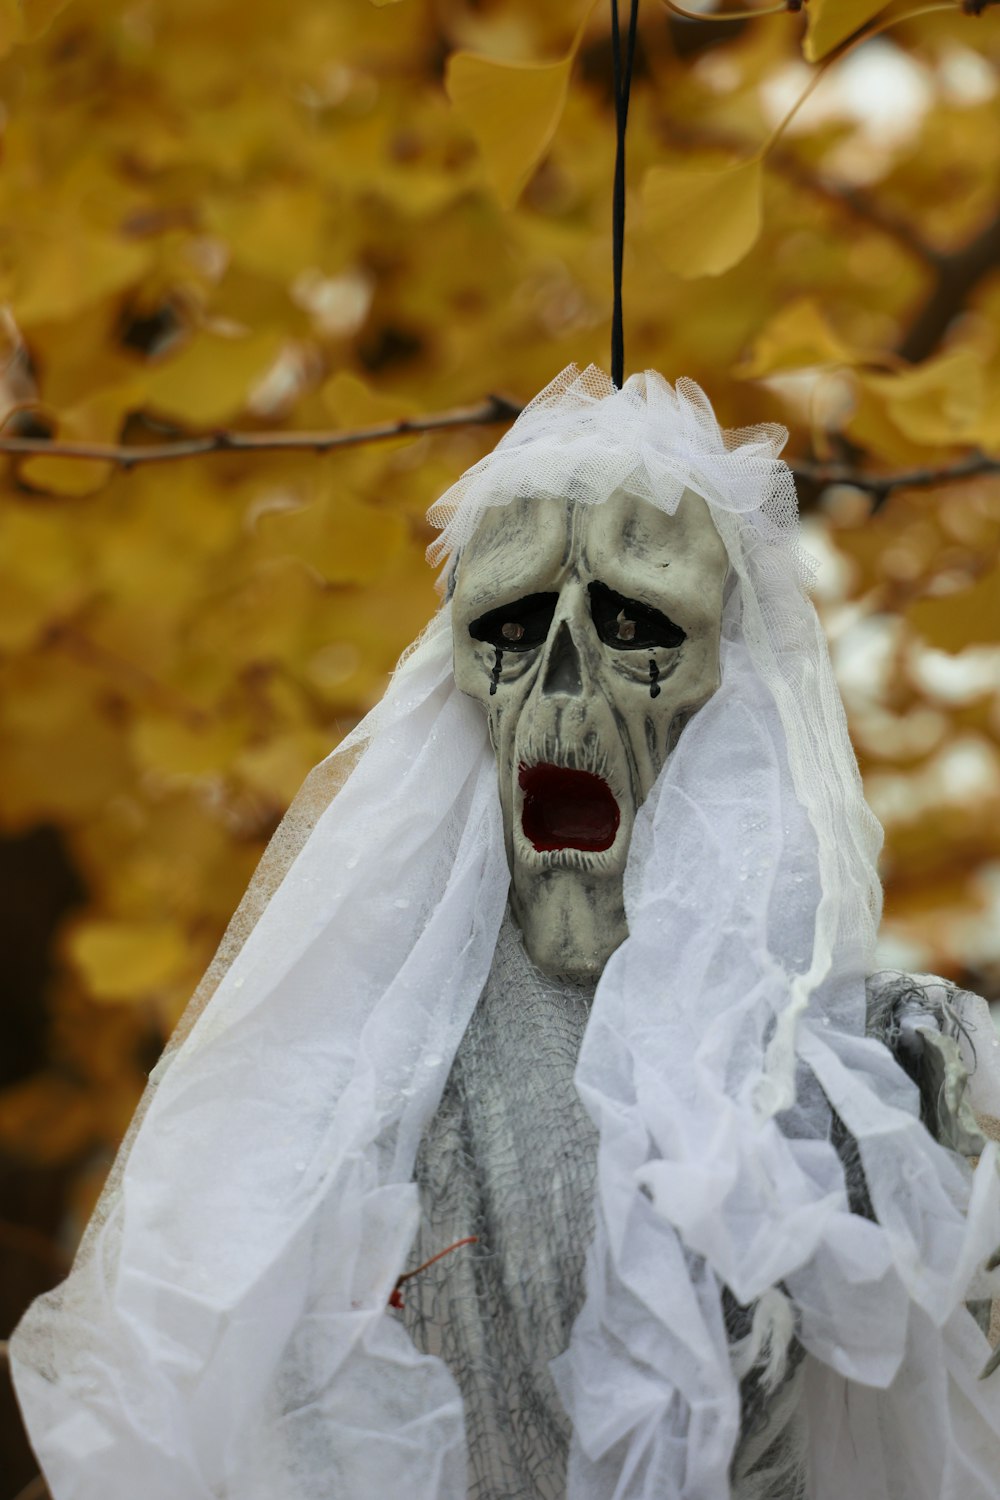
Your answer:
[770,150,940,270]
[792,450,1000,509]
[3,393,997,519]
[896,209,1000,364]
[0,395,524,471]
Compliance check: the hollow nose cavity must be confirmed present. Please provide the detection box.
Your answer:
[541,619,583,697]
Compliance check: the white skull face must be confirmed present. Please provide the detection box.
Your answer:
[452,488,729,983]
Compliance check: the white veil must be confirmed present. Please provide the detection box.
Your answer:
[11,364,1000,1500]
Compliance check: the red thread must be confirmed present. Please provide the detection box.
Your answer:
[387,1236,478,1311]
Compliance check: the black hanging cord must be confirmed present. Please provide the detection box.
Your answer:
[610,0,639,389]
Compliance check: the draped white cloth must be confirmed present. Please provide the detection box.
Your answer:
[11,365,1000,1500]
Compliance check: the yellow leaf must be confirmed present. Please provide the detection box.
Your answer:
[236,730,333,804]
[143,328,286,427]
[804,0,892,62]
[18,456,115,499]
[979,363,1000,452]
[0,506,86,650]
[739,298,860,378]
[193,557,323,670]
[906,561,1000,653]
[259,491,407,585]
[446,51,571,208]
[304,640,364,705]
[7,224,149,327]
[204,186,329,282]
[863,350,984,447]
[69,919,189,1002]
[321,370,418,427]
[132,713,246,780]
[643,159,763,279]
[19,384,138,497]
[21,0,73,39]
[0,655,132,825]
[0,1075,96,1166]
[0,0,73,57]
[319,371,420,452]
[0,1,21,54]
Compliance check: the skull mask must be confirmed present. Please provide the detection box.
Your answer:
[452,487,730,982]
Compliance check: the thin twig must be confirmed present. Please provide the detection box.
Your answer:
[793,451,1000,508]
[0,395,523,470]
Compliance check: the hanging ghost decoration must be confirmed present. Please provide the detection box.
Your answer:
[10,366,1000,1500]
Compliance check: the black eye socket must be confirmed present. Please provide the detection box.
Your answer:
[588,581,686,651]
[468,592,559,652]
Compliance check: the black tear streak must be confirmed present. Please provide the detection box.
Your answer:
[649,659,661,699]
[490,645,503,696]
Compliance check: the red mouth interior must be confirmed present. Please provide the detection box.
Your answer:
[519,763,620,853]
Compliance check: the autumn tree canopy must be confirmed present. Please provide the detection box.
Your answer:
[1,3,1000,1445]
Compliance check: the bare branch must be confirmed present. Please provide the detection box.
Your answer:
[793,450,1000,509]
[896,210,1000,364]
[0,395,523,471]
[3,385,995,522]
[770,151,941,270]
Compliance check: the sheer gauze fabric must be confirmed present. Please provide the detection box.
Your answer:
[11,364,1000,1500]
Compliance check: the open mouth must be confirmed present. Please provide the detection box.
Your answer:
[519,762,620,853]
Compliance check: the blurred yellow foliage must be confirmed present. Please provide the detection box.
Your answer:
[804,0,893,61]
[0,0,998,1243]
[68,920,190,1005]
[447,52,576,208]
[738,299,864,376]
[643,156,764,277]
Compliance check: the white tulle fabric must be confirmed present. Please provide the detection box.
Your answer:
[12,364,1000,1500]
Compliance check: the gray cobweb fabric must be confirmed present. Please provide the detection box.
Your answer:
[403,934,992,1500]
[402,912,598,1500]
